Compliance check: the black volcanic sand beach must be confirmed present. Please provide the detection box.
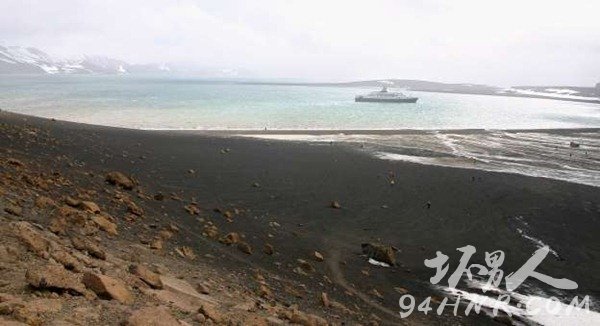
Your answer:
[1,111,599,325]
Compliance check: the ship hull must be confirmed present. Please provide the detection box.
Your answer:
[355,97,418,103]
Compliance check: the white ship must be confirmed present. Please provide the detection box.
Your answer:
[355,86,418,103]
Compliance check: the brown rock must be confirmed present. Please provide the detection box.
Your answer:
[196,283,210,295]
[175,246,196,260]
[297,259,315,273]
[321,292,330,307]
[105,172,134,190]
[26,264,86,295]
[125,199,144,216]
[237,242,252,255]
[129,264,163,289]
[154,276,216,313]
[314,251,324,262]
[51,250,81,271]
[219,232,241,245]
[12,298,63,325]
[71,237,106,260]
[203,225,219,239]
[48,217,68,235]
[288,309,328,326]
[158,229,174,240]
[198,304,223,323]
[34,196,56,209]
[82,272,133,304]
[258,284,272,298]
[12,222,49,256]
[184,204,200,215]
[64,196,81,207]
[91,214,118,235]
[194,313,206,323]
[361,243,397,266]
[80,201,100,214]
[127,306,180,326]
[263,243,274,255]
[150,238,163,250]
[4,204,22,216]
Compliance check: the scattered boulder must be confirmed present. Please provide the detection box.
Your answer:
[129,264,163,289]
[184,204,200,215]
[203,225,219,239]
[64,196,81,208]
[258,284,272,298]
[34,196,56,209]
[125,199,144,217]
[48,217,68,235]
[297,259,315,273]
[286,309,328,326]
[82,272,133,304]
[11,298,63,325]
[219,232,241,245]
[196,283,210,295]
[175,246,196,260]
[12,222,49,256]
[237,242,252,255]
[263,243,274,255]
[570,141,580,148]
[26,264,86,295]
[79,201,100,214]
[150,238,163,250]
[158,229,174,240]
[330,201,341,209]
[127,306,180,326]
[314,251,324,262]
[91,214,118,235]
[51,250,82,272]
[106,172,135,190]
[198,304,223,323]
[321,292,330,307]
[361,243,397,266]
[71,237,106,260]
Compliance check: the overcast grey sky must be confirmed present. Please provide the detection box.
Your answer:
[1,0,599,86]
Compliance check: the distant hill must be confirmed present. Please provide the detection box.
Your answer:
[242,79,501,94]
[242,79,600,104]
[0,46,170,75]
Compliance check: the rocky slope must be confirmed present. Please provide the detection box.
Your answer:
[0,118,379,325]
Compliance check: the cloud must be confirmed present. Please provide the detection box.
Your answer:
[1,0,599,85]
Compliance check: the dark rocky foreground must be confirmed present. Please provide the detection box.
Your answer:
[0,111,598,325]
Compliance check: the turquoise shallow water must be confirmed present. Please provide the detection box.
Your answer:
[0,75,599,130]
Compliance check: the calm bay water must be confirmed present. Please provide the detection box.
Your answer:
[1,75,599,130]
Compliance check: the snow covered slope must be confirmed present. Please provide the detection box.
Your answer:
[0,46,168,74]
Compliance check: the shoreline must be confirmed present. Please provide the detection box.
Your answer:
[1,110,599,325]
[5,108,600,135]
[6,110,600,188]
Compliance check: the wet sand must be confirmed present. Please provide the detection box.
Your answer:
[1,111,599,325]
